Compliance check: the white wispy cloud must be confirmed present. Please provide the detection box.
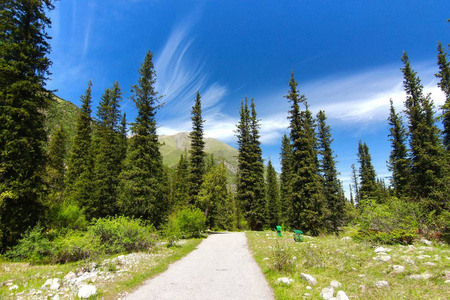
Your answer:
[155,20,229,135]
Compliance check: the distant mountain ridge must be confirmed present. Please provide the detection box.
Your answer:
[46,96,239,174]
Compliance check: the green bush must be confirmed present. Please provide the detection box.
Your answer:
[175,207,206,238]
[52,231,100,263]
[55,202,88,231]
[8,224,53,264]
[163,213,183,247]
[89,216,156,253]
[357,197,419,244]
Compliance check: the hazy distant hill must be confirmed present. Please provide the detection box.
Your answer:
[46,96,239,174]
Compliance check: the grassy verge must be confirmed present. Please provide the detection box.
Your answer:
[0,238,203,299]
[246,229,449,299]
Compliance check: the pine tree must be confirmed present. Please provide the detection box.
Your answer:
[91,82,123,219]
[65,81,94,207]
[119,112,128,164]
[387,99,410,197]
[317,110,344,232]
[0,0,54,249]
[172,151,190,209]
[45,125,67,204]
[402,52,448,213]
[436,42,450,150]
[117,50,166,226]
[188,92,206,205]
[286,72,326,235]
[279,134,293,227]
[357,141,378,202]
[350,164,360,205]
[265,159,280,229]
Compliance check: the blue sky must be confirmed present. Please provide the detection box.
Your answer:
[46,1,449,195]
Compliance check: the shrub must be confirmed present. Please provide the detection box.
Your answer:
[163,213,183,247]
[55,202,88,231]
[8,224,53,264]
[357,197,419,244]
[270,241,294,272]
[89,216,156,253]
[175,207,206,238]
[52,231,100,263]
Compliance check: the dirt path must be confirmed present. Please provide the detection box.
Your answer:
[126,232,274,300]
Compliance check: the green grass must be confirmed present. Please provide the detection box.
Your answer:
[0,238,203,299]
[246,229,450,300]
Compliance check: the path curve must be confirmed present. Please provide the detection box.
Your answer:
[126,232,274,300]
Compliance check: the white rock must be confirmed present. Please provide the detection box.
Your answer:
[424,262,437,266]
[420,238,432,246]
[304,293,312,297]
[300,273,317,286]
[377,255,391,262]
[277,277,293,285]
[392,265,405,274]
[320,286,334,299]
[375,280,389,288]
[433,255,441,261]
[336,290,350,300]
[306,286,312,290]
[374,246,386,253]
[341,236,352,241]
[63,272,76,281]
[359,284,366,292]
[42,278,60,291]
[262,257,269,261]
[445,270,450,279]
[52,295,60,300]
[330,280,342,288]
[78,284,97,299]
[445,280,450,284]
[407,274,423,280]
[421,272,433,280]
[417,255,431,260]
[9,285,18,291]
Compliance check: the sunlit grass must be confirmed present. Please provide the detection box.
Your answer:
[247,229,450,299]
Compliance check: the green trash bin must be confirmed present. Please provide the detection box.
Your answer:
[293,230,304,242]
[276,225,282,237]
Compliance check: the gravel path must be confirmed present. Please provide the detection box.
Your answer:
[126,232,274,300]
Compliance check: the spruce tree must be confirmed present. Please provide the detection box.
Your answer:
[357,141,378,202]
[188,92,206,205]
[91,82,123,219]
[0,0,54,249]
[65,81,94,205]
[119,112,128,164]
[286,72,326,235]
[265,159,280,229]
[387,99,410,197]
[117,50,166,225]
[350,164,360,205]
[172,151,190,209]
[402,52,448,213]
[317,110,344,232]
[45,125,67,204]
[436,42,450,150]
[279,134,293,227]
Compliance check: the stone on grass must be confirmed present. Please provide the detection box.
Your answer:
[374,246,386,253]
[330,280,342,288]
[424,262,437,266]
[375,280,389,288]
[320,286,334,299]
[78,284,97,299]
[417,255,431,260]
[336,290,350,300]
[392,265,405,274]
[421,272,433,280]
[300,273,317,286]
[445,270,450,279]
[420,238,432,246]
[42,278,61,291]
[306,286,312,290]
[341,236,352,241]
[445,280,450,284]
[64,272,77,281]
[407,274,423,280]
[263,257,269,261]
[375,255,391,262]
[277,277,293,285]
[8,285,18,291]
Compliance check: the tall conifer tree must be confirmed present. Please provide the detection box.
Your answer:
[45,125,67,206]
[402,52,448,213]
[265,159,280,229]
[436,42,450,150]
[357,141,378,201]
[350,164,360,205]
[172,152,190,209]
[0,0,54,249]
[387,99,410,197]
[279,134,293,226]
[118,50,166,225]
[91,82,123,219]
[188,92,206,204]
[286,72,326,235]
[317,110,344,232]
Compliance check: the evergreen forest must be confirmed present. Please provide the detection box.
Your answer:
[1,1,449,262]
